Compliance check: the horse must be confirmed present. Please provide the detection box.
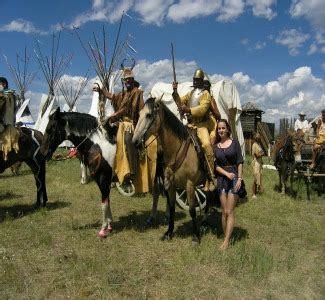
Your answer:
[133,97,208,244]
[271,130,304,194]
[40,108,117,237]
[0,126,48,207]
[40,108,169,237]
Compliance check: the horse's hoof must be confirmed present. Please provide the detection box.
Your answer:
[192,236,201,245]
[161,232,172,241]
[192,240,200,246]
[146,217,154,226]
[80,178,87,184]
[97,225,112,238]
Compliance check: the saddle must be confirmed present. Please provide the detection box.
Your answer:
[0,124,20,160]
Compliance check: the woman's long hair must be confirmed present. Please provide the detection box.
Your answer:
[216,119,232,143]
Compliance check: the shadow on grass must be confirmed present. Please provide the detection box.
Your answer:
[0,168,33,178]
[0,191,23,202]
[0,200,71,223]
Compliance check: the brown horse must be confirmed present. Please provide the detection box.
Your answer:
[133,98,207,244]
[271,130,304,194]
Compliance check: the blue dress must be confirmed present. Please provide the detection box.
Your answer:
[213,139,244,193]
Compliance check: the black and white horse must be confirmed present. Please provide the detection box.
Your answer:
[40,108,168,237]
[40,108,117,238]
[0,127,48,207]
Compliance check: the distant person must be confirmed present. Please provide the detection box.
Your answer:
[251,133,265,199]
[310,109,325,169]
[0,77,16,132]
[294,111,309,133]
[214,119,244,250]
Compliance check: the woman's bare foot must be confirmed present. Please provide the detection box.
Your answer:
[219,241,229,251]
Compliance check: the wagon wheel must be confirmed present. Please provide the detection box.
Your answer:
[176,185,207,212]
[116,181,135,197]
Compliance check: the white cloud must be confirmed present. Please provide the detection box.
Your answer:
[0,19,46,35]
[255,41,267,49]
[247,0,277,20]
[240,38,249,45]
[216,0,245,22]
[287,91,304,106]
[275,28,310,56]
[134,0,173,26]
[290,0,325,31]
[167,0,222,23]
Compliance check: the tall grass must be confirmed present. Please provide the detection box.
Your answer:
[0,157,324,298]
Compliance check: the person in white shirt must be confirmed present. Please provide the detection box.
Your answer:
[294,111,309,133]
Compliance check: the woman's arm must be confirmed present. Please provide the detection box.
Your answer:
[216,166,235,180]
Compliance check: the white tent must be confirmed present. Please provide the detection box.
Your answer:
[34,93,60,134]
[15,98,35,127]
[150,80,245,158]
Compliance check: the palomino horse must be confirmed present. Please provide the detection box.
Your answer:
[133,98,207,244]
[0,127,48,207]
[271,130,304,194]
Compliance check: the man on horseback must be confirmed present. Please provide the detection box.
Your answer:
[310,109,325,169]
[93,66,156,193]
[0,77,20,160]
[172,69,217,191]
[0,77,16,132]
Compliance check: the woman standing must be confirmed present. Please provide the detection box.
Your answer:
[214,119,244,250]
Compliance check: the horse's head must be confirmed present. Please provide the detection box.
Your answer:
[289,130,305,161]
[40,107,67,160]
[133,97,162,148]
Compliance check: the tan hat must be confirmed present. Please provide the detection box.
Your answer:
[298,111,306,116]
[122,68,134,79]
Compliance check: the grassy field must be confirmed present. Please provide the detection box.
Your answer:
[0,156,324,299]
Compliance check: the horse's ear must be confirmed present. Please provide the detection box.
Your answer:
[49,107,60,119]
[154,93,164,104]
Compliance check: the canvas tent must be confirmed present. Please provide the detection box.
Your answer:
[15,98,35,127]
[150,80,245,158]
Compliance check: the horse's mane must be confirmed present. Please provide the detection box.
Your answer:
[147,98,188,140]
[60,112,98,136]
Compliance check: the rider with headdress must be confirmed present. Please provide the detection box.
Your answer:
[172,69,217,191]
[93,63,156,193]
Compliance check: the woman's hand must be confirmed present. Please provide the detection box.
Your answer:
[226,172,236,180]
[234,178,242,192]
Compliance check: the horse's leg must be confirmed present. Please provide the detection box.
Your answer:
[94,166,113,238]
[162,186,176,240]
[80,160,88,184]
[187,182,200,244]
[147,177,159,226]
[25,158,46,208]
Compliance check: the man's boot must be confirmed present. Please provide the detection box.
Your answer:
[206,154,217,192]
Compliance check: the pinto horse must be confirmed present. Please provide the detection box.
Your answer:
[0,127,48,207]
[133,98,208,244]
[40,108,117,238]
[271,130,304,194]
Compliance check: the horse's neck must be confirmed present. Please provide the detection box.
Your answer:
[159,126,185,164]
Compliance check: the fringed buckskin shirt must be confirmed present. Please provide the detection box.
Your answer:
[111,87,144,125]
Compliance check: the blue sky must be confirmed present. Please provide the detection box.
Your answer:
[0,0,324,124]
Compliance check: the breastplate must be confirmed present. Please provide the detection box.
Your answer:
[189,89,202,107]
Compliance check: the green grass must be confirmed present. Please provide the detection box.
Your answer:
[0,156,324,299]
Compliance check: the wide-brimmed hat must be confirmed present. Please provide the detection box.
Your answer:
[298,111,306,116]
